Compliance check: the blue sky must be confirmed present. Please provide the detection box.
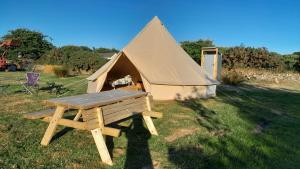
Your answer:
[1,0,299,54]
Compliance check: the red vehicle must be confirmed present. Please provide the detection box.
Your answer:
[0,57,7,69]
[0,39,20,71]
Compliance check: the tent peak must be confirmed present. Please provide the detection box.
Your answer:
[147,16,163,26]
[152,16,159,20]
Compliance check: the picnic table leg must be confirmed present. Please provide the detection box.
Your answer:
[91,128,113,166]
[73,109,83,121]
[143,96,158,135]
[41,106,65,146]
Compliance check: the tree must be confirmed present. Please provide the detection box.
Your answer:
[38,45,108,72]
[220,46,284,70]
[293,52,300,72]
[1,28,54,60]
[293,52,300,56]
[180,39,214,62]
[95,47,119,53]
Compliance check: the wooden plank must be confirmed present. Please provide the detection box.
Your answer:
[45,90,147,109]
[83,99,146,123]
[102,99,144,115]
[91,128,113,165]
[103,101,145,115]
[102,127,121,137]
[23,109,55,119]
[102,99,146,115]
[96,107,104,129]
[142,111,163,118]
[81,108,98,121]
[73,109,83,121]
[86,118,100,130]
[85,107,97,114]
[213,48,218,80]
[104,104,144,120]
[42,117,87,130]
[102,96,145,112]
[201,49,205,66]
[145,96,152,111]
[143,115,158,135]
[41,106,65,146]
[104,108,143,125]
[87,108,142,127]
[143,96,158,135]
[104,110,134,125]
[83,113,97,122]
[81,109,93,120]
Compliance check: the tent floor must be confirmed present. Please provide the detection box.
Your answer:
[102,83,144,92]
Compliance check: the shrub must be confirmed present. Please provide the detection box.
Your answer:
[220,46,284,70]
[53,66,69,78]
[37,46,111,73]
[293,54,300,72]
[40,82,70,95]
[43,65,61,73]
[181,39,214,62]
[222,70,245,85]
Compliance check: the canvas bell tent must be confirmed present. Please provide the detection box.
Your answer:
[87,16,218,100]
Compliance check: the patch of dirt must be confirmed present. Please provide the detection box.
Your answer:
[142,160,161,169]
[66,163,84,169]
[255,82,300,93]
[148,151,165,169]
[168,119,177,124]
[209,129,227,137]
[6,98,33,107]
[179,107,194,112]
[253,119,270,134]
[168,144,204,157]
[165,128,199,142]
[113,147,124,158]
[173,114,194,120]
[152,160,161,169]
[52,151,69,159]
[168,114,196,124]
[0,124,10,144]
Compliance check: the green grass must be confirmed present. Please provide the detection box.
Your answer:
[0,72,300,169]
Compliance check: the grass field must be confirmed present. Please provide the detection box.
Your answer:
[0,72,300,169]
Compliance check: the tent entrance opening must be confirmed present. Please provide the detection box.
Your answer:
[102,54,145,91]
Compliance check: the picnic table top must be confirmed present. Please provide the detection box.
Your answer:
[45,90,147,109]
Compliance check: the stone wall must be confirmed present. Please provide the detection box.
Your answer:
[225,68,300,83]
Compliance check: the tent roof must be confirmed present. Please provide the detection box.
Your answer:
[88,16,218,86]
[87,53,120,80]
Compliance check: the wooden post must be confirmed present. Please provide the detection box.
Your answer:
[143,96,158,135]
[213,48,218,80]
[41,106,65,146]
[96,107,104,129]
[90,107,113,165]
[91,128,113,166]
[201,49,205,66]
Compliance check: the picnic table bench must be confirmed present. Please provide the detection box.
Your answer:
[24,90,162,165]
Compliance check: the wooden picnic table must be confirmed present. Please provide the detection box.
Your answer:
[24,90,162,165]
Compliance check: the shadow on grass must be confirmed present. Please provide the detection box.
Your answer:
[104,116,153,169]
[123,117,153,169]
[45,112,153,168]
[168,84,300,169]
[177,97,229,132]
[49,113,78,143]
[51,127,74,143]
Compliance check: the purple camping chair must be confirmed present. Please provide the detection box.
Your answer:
[22,72,40,94]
